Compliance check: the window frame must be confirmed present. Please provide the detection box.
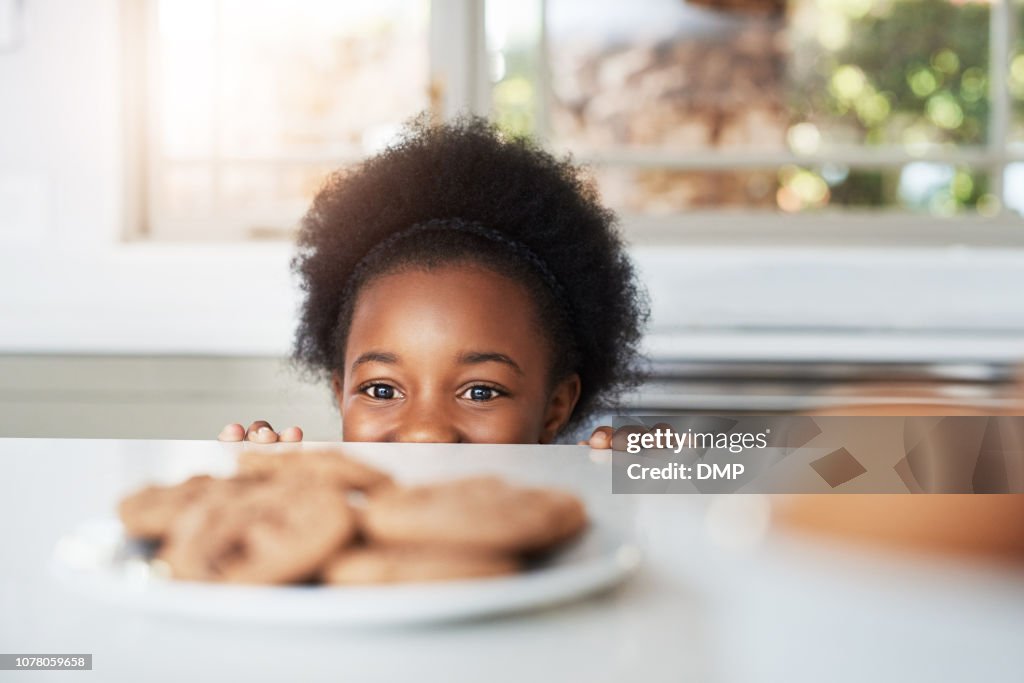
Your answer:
[128,0,459,241]
[522,0,1024,235]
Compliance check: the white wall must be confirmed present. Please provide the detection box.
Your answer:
[0,0,122,246]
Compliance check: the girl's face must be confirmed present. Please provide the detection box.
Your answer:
[333,264,580,444]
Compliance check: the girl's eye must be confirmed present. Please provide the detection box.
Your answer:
[461,385,503,402]
[362,384,402,400]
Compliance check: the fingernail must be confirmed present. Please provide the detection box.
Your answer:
[258,427,271,439]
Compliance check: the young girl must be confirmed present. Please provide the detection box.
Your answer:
[219,116,647,447]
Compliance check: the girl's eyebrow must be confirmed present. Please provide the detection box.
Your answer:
[351,351,399,372]
[458,351,524,376]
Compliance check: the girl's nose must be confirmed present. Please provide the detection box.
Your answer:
[393,412,462,443]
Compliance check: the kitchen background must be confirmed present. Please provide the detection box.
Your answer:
[1,0,1023,440]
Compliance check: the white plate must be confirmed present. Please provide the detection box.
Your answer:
[50,517,640,626]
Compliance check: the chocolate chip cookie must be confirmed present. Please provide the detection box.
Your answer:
[323,546,519,585]
[362,476,587,554]
[237,449,393,493]
[158,479,356,584]
[118,475,228,540]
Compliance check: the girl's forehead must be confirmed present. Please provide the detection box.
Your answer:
[345,266,550,367]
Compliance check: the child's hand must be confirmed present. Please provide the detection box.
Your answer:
[217,421,304,443]
[579,426,614,449]
[580,424,654,449]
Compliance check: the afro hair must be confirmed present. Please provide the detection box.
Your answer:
[291,114,648,432]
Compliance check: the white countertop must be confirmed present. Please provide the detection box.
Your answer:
[1,438,1022,683]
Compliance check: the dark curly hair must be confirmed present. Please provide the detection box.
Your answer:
[291,114,648,433]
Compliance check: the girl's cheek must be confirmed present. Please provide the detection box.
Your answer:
[342,422,386,442]
[461,408,547,444]
[339,405,386,442]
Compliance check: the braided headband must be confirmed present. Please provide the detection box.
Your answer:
[346,218,569,306]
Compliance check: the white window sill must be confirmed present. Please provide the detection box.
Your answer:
[1,237,1022,363]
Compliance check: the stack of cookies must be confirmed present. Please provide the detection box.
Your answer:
[117,450,587,585]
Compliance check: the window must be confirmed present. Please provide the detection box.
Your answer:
[3,0,1018,358]
[134,0,430,241]
[489,0,1024,226]
[132,0,1024,241]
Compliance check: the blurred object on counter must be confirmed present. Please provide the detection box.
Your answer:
[777,494,1024,563]
[807,397,1024,416]
[777,399,1024,564]
[811,378,1024,415]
